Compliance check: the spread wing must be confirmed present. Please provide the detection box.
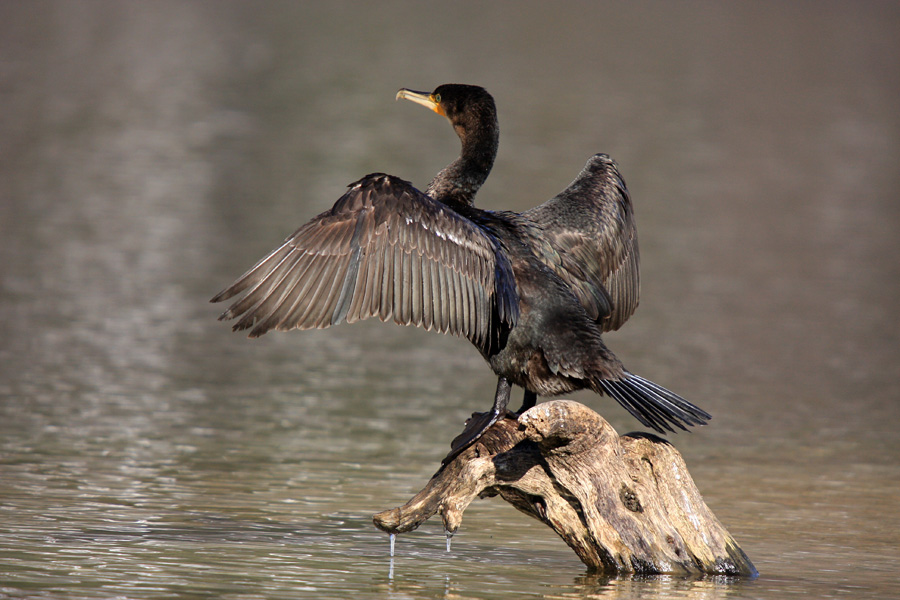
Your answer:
[525,154,639,332]
[211,173,518,351]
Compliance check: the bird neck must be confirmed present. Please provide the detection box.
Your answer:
[427,116,499,208]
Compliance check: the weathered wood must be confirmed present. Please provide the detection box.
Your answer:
[373,399,756,576]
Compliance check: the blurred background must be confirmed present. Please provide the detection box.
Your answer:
[1,1,898,598]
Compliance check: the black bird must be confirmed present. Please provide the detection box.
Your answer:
[211,84,710,460]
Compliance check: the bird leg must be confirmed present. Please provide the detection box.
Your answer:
[443,377,512,465]
[514,390,537,414]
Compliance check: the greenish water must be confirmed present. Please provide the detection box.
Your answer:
[2,2,899,598]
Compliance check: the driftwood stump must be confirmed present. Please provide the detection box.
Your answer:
[373,400,756,576]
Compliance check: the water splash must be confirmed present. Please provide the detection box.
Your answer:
[445,529,453,552]
[389,533,396,557]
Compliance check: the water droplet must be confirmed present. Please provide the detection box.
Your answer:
[389,533,396,557]
[445,530,453,552]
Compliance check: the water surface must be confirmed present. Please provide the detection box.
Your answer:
[2,2,899,598]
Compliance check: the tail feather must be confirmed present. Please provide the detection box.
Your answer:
[626,374,708,425]
[597,372,711,434]
[599,379,674,433]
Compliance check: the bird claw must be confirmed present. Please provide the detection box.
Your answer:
[442,408,516,466]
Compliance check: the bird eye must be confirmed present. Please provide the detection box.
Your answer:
[434,93,441,103]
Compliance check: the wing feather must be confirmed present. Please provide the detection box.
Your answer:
[409,245,423,327]
[525,154,640,332]
[420,257,435,331]
[345,245,370,324]
[212,173,518,351]
[437,255,451,333]
[232,251,307,331]
[219,248,302,323]
[258,255,322,332]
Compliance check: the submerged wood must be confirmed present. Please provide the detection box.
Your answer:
[373,400,756,576]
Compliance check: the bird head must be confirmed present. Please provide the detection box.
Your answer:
[397,84,497,144]
[396,84,499,206]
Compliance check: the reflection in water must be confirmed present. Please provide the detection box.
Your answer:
[1,2,899,599]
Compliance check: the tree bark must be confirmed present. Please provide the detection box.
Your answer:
[373,399,756,576]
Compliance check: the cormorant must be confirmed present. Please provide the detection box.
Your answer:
[211,84,710,461]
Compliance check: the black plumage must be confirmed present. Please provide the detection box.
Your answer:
[211,84,710,459]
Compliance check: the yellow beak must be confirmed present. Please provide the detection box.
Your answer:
[396,88,446,117]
